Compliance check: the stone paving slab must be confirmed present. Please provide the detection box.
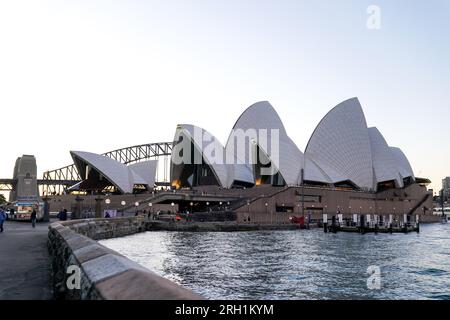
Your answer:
[0,220,53,300]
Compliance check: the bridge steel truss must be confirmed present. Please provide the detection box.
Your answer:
[42,142,173,195]
[0,179,14,192]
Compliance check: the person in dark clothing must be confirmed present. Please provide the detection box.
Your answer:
[57,209,68,221]
[30,209,37,228]
[0,209,7,232]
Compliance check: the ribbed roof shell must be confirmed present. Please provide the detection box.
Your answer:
[128,161,158,187]
[368,127,404,188]
[226,101,314,186]
[71,151,135,193]
[390,147,415,180]
[305,98,374,190]
[71,151,157,193]
[174,124,231,188]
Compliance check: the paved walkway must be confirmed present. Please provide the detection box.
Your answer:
[0,220,53,300]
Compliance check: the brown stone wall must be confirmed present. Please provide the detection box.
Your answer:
[236,184,437,224]
[47,194,176,214]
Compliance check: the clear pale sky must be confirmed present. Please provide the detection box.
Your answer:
[0,0,449,195]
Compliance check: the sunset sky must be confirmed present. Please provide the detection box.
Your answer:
[1,0,449,195]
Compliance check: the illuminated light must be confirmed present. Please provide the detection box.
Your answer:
[255,178,262,186]
[171,180,181,189]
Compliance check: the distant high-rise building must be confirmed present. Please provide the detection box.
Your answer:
[442,177,450,201]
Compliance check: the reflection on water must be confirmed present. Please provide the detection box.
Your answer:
[100,223,450,300]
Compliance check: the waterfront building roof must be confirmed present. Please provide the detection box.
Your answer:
[171,97,416,192]
[71,151,157,193]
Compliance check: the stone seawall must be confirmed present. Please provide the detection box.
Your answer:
[47,217,202,300]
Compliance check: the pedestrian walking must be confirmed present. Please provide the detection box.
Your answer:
[0,209,7,233]
[31,209,37,228]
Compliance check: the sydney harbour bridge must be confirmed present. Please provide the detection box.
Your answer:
[0,142,173,196]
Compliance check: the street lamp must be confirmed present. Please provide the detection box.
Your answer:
[103,199,111,218]
[121,200,126,216]
[171,202,175,213]
[265,202,271,224]
[105,198,111,211]
[134,202,139,215]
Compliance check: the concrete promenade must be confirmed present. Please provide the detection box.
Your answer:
[0,220,53,300]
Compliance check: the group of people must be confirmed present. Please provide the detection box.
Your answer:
[0,207,38,232]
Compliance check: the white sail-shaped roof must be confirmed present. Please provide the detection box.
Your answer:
[226,101,307,186]
[390,147,415,180]
[305,98,374,190]
[128,161,157,187]
[174,124,230,188]
[168,98,417,191]
[368,127,404,188]
[304,156,334,184]
[71,151,134,193]
[71,151,156,193]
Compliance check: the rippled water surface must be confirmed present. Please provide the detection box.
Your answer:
[100,223,450,300]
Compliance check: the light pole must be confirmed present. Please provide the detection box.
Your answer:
[265,202,270,224]
[171,202,175,214]
[104,199,111,218]
[135,202,139,216]
[105,198,111,214]
[149,202,153,219]
[121,200,126,217]
[393,207,397,226]
[301,168,305,219]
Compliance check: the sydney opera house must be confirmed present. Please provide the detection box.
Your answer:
[47,98,433,223]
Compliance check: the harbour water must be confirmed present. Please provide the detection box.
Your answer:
[100,223,450,300]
